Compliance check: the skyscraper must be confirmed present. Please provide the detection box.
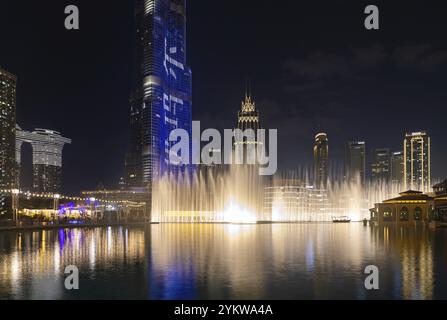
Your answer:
[404,131,431,192]
[0,67,17,216]
[390,151,404,185]
[126,0,192,188]
[237,93,260,132]
[313,133,328,189]
[235,93,261,164]
[126,88,144,187]
[16,128,71,193]
[345,141,366,185]
[371,148,390,183]
[0,67,17,190]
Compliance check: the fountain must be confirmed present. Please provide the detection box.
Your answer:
[151,165,266,223]
[151,165,403,223]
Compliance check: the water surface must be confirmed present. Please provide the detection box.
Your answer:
[0,224,446,299]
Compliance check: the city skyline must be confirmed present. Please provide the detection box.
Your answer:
[0,61,440,195]
[2,0,447,304]
[1,1,446,194]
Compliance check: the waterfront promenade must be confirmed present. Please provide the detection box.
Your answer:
[0,220,156,232]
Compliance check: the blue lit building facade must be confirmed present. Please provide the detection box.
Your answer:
[126,0,192,188]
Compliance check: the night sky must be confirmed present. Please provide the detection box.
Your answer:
[1,0,446,194]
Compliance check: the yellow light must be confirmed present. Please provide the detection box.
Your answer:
[222,200,257,224]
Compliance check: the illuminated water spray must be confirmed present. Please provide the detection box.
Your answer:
[152,166,401,223]
[152,165,265,223]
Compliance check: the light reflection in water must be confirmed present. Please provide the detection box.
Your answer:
[0,227,146,299]
[0,224,444,299]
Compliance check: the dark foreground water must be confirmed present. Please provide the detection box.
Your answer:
[0,223,447,300]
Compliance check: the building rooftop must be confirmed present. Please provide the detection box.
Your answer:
[0,66,17,80]
[406,131,428,137]
[315,133,328,140]
[433,179,447,190]
[383,190,434,204]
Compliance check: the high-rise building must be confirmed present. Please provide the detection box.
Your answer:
[126,0,193,188]
[404,131,431,192]
[0,67,17,216]
[16,128,71,193]
[345,141,366,185]
[390,151,404,185]
[313,133,328,189]
[234,93,261,163]
[371,148,390,183]
[0,67,17,190]
[125,89,144,188]
[237,93,260,132]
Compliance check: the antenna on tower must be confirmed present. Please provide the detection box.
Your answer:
[244,79,253,100]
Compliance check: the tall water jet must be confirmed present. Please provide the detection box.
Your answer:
[152,163,404,223]
[152,165,266,223]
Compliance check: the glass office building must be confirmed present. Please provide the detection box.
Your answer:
[390,151,404,186]
[313,133,329,189]
[345,141,366,185]
[126,0,192,187]
[371,148,391,183]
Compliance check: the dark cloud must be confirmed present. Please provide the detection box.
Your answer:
[284,44,447,79]
[283,53,350,79]
[415,49,447,71]
[394,44,432,66]
[393,44,447,71]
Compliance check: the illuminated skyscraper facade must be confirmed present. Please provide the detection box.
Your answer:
[371,148,390,183]
[0,67,17,216]
[0,67,17,190]
[391,151,404,185]
[404,132,431,193]
[313,133,328,189]
[16,128,71,193]
[237,94,260,132]
[126,0,192,187]
[235,93,261,164]
[345,141,366,185]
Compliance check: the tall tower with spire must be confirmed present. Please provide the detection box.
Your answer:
[126,0,193,188]
[237,92,260,132]
[234,89,262,164]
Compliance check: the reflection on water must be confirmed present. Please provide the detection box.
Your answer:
[0,224,446,299]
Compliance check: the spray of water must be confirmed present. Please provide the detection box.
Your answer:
[152,165,266,223]
[151,166,404,223]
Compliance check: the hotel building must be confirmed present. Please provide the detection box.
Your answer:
[404,132,431,193]
[16,127,71,193]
